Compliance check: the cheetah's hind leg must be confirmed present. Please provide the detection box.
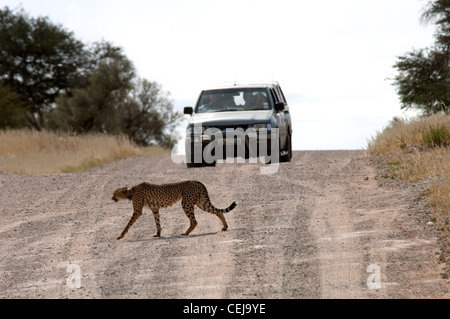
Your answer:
[181,200,198,236]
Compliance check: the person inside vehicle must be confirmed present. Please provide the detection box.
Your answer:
[198,93,227,112]
[254,93,268,109]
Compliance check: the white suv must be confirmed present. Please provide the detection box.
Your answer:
[183,82,292,167]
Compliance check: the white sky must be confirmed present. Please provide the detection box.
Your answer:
[3,0,435,150]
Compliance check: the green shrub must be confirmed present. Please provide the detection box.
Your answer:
[422,125,450,147]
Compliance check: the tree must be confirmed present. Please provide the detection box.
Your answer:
[421,0,450,46]
[0,82,27,128]
[393,47,448,114]
[0,6,87,129]
[392,0,450,114]
[49,41,182,147]
[48,41,135,133]
[121,79,182,147]
[1,7,181,147]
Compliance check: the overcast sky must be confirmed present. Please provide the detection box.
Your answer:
[3,0,435,150]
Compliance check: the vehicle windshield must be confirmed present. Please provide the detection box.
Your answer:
[195,88,272,113]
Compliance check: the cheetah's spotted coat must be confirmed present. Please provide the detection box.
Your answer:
[112,180,237,239]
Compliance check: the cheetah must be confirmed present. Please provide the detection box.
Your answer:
[112,180,237,239]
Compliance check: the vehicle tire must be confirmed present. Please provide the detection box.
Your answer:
[186,162,202,168]
[280,132,292,162]
[185,148,202,168]
[186,146,216,168]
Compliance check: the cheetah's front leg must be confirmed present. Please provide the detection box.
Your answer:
[151,208,162,237]
[117,210,142,240]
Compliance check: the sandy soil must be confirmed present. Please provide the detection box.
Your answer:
[0,150,448,298]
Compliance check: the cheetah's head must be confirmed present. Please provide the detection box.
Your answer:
[112,186,129,202]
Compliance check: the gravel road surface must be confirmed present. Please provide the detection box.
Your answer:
[0,151,448,298]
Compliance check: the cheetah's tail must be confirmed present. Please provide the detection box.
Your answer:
[225,201,237,213]
[208,201,237,214]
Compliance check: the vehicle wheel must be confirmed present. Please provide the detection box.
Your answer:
[186,151,216,168]
[185,152,202,168]
[186,162,202,168]
[203,161,216,167]
[280,132,292,162]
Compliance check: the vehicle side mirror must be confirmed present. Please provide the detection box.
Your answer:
[184,107,193,115]
[274,102,285,112]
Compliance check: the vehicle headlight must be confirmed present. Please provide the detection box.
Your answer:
[187,125,205,135]
[252,123,272,131]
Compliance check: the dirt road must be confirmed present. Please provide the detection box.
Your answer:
[0,151,448,298]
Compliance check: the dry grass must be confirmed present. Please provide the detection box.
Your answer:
[367,113,450,244]
[0,130,168,174]
[367,114,450,154]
